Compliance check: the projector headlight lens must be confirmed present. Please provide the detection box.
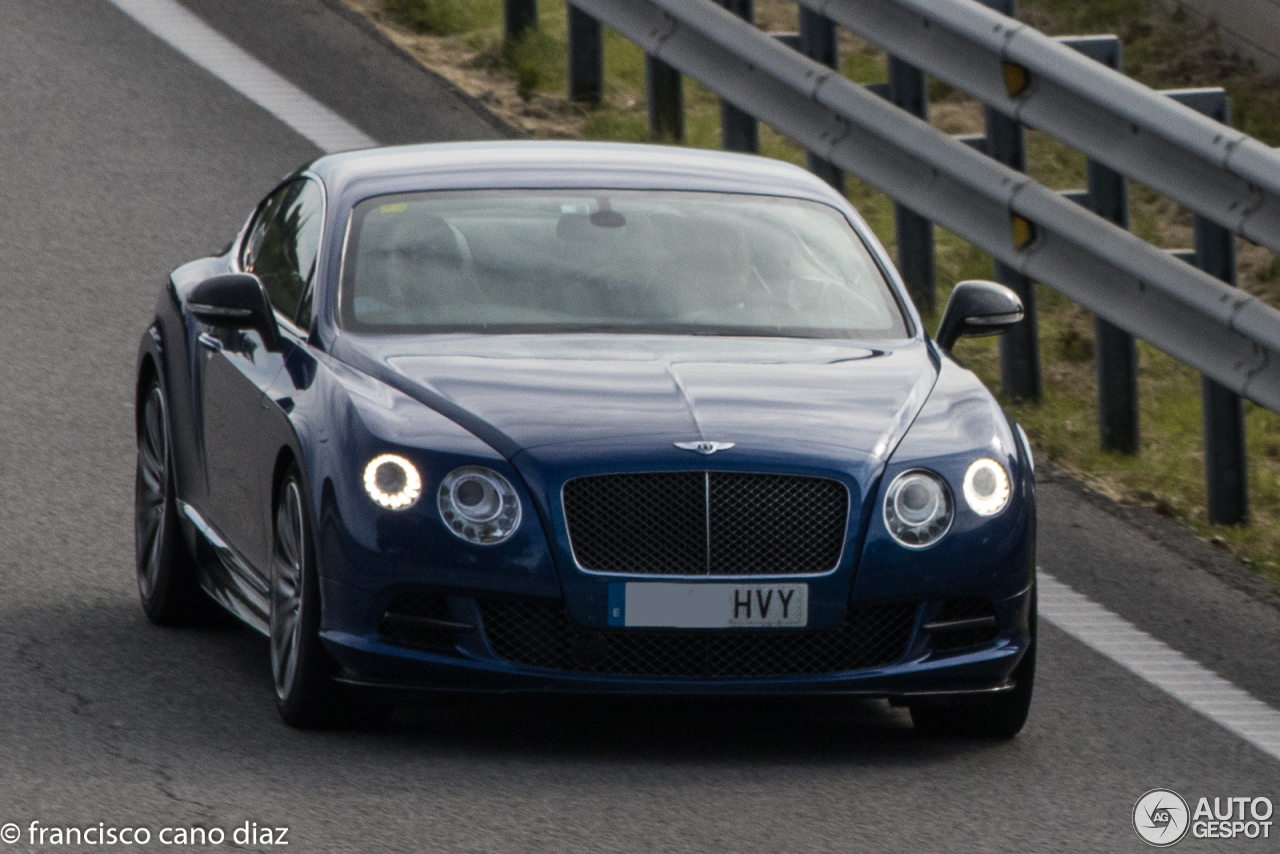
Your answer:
[963,458,1011,516]
[438,466,522,545]
[363,454,421,510]
[883,469,953,549]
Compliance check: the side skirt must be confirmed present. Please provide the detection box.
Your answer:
[177,500,270,635]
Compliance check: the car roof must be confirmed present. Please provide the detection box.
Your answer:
[308,140,851,208]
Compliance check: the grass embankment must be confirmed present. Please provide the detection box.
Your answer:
[358,0,1280,588]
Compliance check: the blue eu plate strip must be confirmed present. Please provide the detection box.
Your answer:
[607,583,625,627]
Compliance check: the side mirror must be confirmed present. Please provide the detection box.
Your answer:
[187,273,280,351]
[935,280,1024,352]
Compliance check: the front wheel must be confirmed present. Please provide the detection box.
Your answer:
[270,467,343,728]
[135,378,216,626]
[909,587,1036,739]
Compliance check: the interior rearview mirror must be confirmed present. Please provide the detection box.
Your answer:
[187,273,281,351]
[935,280,1024,352]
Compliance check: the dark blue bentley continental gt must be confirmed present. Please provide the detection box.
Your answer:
[134,141,1036,734]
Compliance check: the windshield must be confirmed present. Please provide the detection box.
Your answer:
[339,190,910,339]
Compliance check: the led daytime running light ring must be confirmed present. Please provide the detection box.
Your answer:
[963,458,1011,516]
[363,454,422,510]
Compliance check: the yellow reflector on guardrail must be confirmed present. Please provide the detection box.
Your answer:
[1011,214,1037,249]
[1003,62,1030,96]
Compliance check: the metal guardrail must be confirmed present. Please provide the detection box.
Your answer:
[568,0,1280,416]
[802,0,1280,257]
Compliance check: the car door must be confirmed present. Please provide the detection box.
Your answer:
[200,177,323,574]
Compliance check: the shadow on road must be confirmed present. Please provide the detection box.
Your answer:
[383,693,926,763]
[1,600,1017,769]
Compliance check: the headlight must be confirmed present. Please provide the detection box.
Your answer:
[363,454,422,510]
[963,458,1010,516]
[438,466,522,545]
[883,469,953,548]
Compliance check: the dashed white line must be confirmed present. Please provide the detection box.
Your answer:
[106,0,376,154]
[1040,570,1280,762]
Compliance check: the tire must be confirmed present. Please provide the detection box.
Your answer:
[270,465,344,728]
[135,378,217,626]
[909,586,1037,739]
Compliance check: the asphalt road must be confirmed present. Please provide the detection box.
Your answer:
[0,1,1277,851]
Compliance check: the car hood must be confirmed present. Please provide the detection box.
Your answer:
[340,334,938,463]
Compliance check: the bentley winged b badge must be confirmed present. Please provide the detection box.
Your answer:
[674,441,736,455]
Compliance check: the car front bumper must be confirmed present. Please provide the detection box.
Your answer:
[319,580,1033,699]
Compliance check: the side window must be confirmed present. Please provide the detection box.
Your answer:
[240,179,324,328]
[240,187,287,278]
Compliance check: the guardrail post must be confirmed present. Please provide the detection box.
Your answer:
[1168,88,1248,525]
[1061,36,1139,454]
[568,5,602,105]
[719,0,757,152]
[1089,159,1139,453]
[646,56,684,142]
[799,9,843,191]
[888,57,936,315]
[978,0,1039,402]
[504,0,537,42]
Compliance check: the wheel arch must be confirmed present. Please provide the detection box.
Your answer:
[271,446,301,517]
[269,443,325,546]
[135,351,161,437]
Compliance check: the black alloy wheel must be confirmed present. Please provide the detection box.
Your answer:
[270,465,344,728]
[135,378,214,625]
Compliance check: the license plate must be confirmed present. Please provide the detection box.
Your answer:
[607,582,808,628]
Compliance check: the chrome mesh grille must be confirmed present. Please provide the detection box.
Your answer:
[563,472,848,576]
[479,598,917,678]
[564,472,707,575]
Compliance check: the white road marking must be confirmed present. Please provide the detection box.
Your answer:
[1040,570,1280,762]
[106,0,377,154]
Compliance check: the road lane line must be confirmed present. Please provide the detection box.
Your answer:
[106,0,377,153]
[1040,570,1280,762]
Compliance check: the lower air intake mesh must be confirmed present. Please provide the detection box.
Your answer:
[478,598,917,678]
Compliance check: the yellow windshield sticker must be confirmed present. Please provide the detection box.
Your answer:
[379,202,407,215]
